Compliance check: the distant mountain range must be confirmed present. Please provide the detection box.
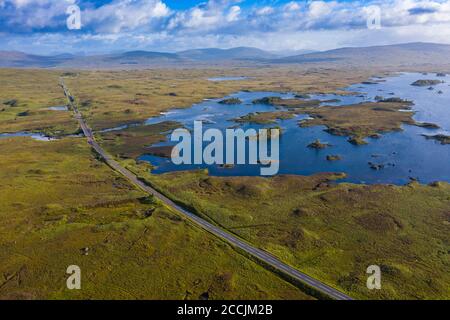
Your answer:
[177,47,278,61]
[274,42,450,67]
[0,51,74,67]
[0,47,277,68]
[1,43,449,68]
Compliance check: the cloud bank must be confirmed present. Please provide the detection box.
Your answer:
[1,0,450,54]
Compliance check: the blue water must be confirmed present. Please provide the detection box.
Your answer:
[208,76,249,82]
[0,132,55,141]
[137,72,449,184]
[47,105,69,111]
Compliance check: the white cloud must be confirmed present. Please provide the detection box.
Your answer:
[83,0,170,33]
[2,0,72,30]
[256,6,274,16]
[308,1,334,18]
[2,0,450,54]
[284,2,301,12]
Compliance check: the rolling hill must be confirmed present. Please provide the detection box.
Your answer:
[0,46,275,68]
[273,42,450,67]
[0,51,72,68]
[177,47,278,61]
[1,43,450,68]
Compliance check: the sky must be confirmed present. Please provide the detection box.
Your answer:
[1,0,450,55]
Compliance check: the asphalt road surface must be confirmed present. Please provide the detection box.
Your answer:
[60,79,353,301]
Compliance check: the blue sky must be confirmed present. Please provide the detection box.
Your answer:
[1,0,450,54]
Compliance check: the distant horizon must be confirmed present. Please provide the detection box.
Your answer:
[3,41,450,57]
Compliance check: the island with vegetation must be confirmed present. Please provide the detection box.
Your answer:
[411,79,444,87]
[308,139,331,149]
[422,134,450,145]
[326,155,342,161]
[219,97,242,105]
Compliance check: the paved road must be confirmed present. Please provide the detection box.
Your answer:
[60,79,353,301]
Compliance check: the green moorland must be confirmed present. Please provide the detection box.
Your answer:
[1,67,449,300]
[0,69,78,135]
[97,121,182,159]
[62,67,377,131]
[132,167,450,300]
[0,137,312,300]
[0,67,387,136]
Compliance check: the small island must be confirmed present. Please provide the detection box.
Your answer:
[233,111,295,124]
[414,122,440,129]
[422,134,450,145]
[348,136,368,145]
[219,98,242,105]
[252,96,282,105]
[378,97,411,103]
[368,162,385,170]
[294,93,311,99]
[252,96,321,109]
[308,139,331,149]
[375,96,411,103]
[326,155,342,161]
[362,81,378,85]
[411,79,444,87]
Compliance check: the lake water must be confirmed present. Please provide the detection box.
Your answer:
[139,72,450,185]
[0,132,56,141]
[47,105,69,111]
[208,76,249,82]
